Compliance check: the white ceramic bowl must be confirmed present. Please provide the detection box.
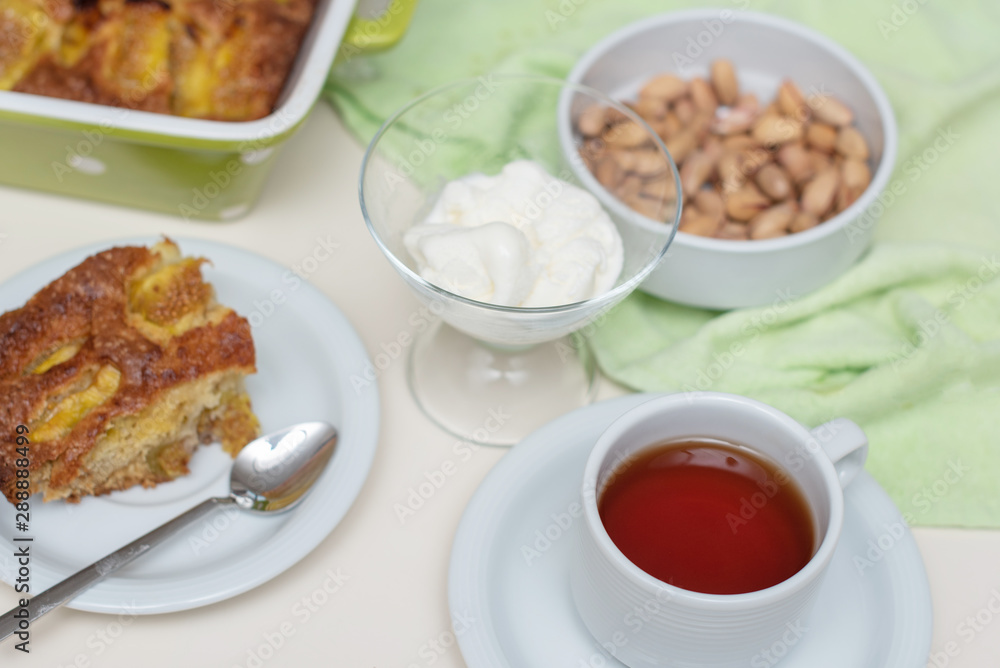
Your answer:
[566,10,898,309]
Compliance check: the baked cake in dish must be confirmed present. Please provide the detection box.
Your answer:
[0,0,318,120]
[0,239,259,503]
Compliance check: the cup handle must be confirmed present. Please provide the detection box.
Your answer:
[810,418,868,489]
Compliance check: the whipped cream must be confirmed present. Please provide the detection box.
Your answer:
[404,160,624,307]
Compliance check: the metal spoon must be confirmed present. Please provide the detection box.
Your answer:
[0,421,337,640]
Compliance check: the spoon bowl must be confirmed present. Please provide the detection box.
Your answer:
[0,421,338,641]
[231,422,338,512]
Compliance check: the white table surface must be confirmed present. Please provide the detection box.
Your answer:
[1,103,998,667]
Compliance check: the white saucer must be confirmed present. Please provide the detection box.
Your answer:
[449,394,932,667]
[0,237,380,614]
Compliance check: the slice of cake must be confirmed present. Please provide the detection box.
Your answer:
[0,239,259,503]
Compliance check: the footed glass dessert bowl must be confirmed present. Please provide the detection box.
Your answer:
[359,74,681,445]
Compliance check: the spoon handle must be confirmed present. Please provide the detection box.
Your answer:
[0,496,233,641]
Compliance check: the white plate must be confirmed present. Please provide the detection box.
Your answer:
[0,237,379,614]
[449,394,932,668]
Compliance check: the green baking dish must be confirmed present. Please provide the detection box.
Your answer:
[0,0,416,221]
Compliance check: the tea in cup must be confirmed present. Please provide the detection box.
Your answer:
[571,392,868,667]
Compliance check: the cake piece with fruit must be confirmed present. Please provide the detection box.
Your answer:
[0,239,259,503]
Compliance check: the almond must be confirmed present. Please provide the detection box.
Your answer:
[716,221,750,240]
[662,112,682,138]
[717,152,745,192]
[635,96,667,121]
[680,211,722,237]
[755,163,793,201]
[752,114,803,145]
[749,202,797,239]
[801,166,840,216]
[628,194,669,221]
[718,147,770,193]
[841,158,872,191]
[665,128,698,164]
[640,74,688,102]
[835,126,870,160]
[580,137,605,161]
[789,211,819,233]
[809,149,833,173]
[649,118,671,140]
[736,145,770,175]
[690,77,718,113]
[674,97,695,125]
[680,147,720,197]
[603,121,651,149]
[578,105,607,137]
[837,158,871,210]
[777,80,807,119]
[805,122,838,153]
[694,189,725,222]
[688,112,714,143]
[595,156,622,190]
[809,95,853,126]
[725,185,770,221]
[641,176,677,201]
[604,107,630,126]
[611,149,637,172]
[777,143,814,184]
[710,59,739,106]
[631,149,669,177]
[721,134,760,152]
[616,174,643,201]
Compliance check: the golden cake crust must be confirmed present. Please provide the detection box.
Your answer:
[0,0,317,120]
[0,240,257,502]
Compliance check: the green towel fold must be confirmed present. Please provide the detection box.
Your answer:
[325,0,1000,527]
[589,244,1000,526]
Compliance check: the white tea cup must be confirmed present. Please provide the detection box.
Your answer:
[570,392,868,667]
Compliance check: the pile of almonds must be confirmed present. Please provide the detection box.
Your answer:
[575,60,874,240]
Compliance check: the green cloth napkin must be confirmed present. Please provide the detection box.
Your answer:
[325,0,1000,527]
